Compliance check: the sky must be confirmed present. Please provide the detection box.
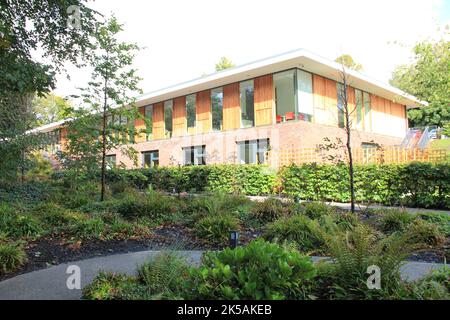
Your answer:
[53,0,450,98]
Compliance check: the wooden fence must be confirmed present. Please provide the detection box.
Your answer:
[268,146,448,167]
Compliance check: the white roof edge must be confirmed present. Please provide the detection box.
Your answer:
[32,48,426,133]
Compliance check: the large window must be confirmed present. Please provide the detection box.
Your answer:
[363,92,371,131]
[164,100,173,137]
[274,70,296,122]
[183,145,206,165]
[144,105,153,141]
[186,94,196,130]
[237,139,269,164]
[240,80,254,128]
[105,155,116,170]
[211,88,223,131]
[355,89,363,129]
[337,83,345,128]
[142,150,159,168]
[274,69,313,123]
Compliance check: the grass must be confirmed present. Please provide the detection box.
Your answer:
[0,242,28,274]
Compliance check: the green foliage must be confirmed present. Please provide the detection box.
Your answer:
[215,57,235,71]
[264,215,324,253]
[417,212,450,237]
[379,209,415,233]
[185,239,316,300]
[300,202,336,220]
[137,252,189,299]
[31,94,72,128]
[0,209,43,239]
[32,202,84,227]
[405,219,446,247]
[67,217,106,240]
[335,54,363,71]
[0,241,28,274]
[194,214,239,245]
[250,197,289,223]
[390,37,449,127]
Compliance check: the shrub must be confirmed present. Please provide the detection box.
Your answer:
[399,267,450,300]
[417,212,450,237]
[82,272,148,300]
[138,252,189,299]
[300,202,336,220]
[379,209,415,233]
[33,202,84,226]
[250,197,288,223]
[116,191,176,222]
[67,217,106,240]
[263,215,324,253]
[0,211,43,239]
[405,219,446,246]
[194,214,239,245]
[0,242,28,274]
[191,192,251,217]
[185,239,316,300]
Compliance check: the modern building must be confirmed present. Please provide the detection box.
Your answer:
[35,49,424,168]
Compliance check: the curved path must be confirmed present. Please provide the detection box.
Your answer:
[0,250,445,300]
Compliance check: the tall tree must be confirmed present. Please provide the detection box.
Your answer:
[215,57,235,71]
[390,36,449,128]
[32,94,73,127]
[0,0,99,181]
[62,16,142,201]
[335,54,363,72]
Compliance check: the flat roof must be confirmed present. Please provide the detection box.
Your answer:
[32,48,426,133]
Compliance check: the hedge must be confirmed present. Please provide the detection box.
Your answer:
[53,162,450,209]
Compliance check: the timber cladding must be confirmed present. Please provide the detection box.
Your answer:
[196,90,212,133]
[173,96,187,137]
[223,83,240,130]
[254,74,274,126]
[152,102,165,139]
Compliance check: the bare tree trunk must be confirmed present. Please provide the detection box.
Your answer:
[100,77,108,202]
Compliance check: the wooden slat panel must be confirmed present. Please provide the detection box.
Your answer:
[134,106,146,143]
[254,74,273,126]
[313,74,326,109]
[196,90,211,133]
[172,96,186,137]
[324,78,337,126]
[223,83,240,130]
[152,102,164,139]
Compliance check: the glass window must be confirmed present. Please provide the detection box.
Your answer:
[186,94,196,129]
[363,92,371,131]
[296,69,313,121]
[183,145,206,166]
[142,150,159,168]
[337,83,345,128]
[144,105,153,140]
[274,70,296,122]
[105,155,116,170]
[211,88,223,131]
[355,89,363,129]
[237,139,269,164]
[164,100,173,137]
[240,80,254,128]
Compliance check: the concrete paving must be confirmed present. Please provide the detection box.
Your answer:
[0,250,446,300]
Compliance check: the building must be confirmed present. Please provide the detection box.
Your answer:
[36,49,424,168]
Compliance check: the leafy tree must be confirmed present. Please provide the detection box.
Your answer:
[61,16,142,201]
[0,0,99,181]
[215,57,235,71]
[390,37,449,128]
[335,54,363,72]
[32,94,73,127]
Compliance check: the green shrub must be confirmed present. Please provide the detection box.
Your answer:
[264,215,324,253]
[399,267,450,300]
[379,209,415,233]
[191,192,251,217]
[82,272,148,300]
[405,219,446,246]
[138,252,189,299]
[0,211,43,239]
[417,212,450,237]
[116,191,176,222]
[250,197,288,223]
[185,239,316,300]
[33,202,84,226]
[67,217,106,240]
[0,242,28,274]
[194,214,239,245]
[300,202,336,220]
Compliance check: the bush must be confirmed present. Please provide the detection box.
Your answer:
[185,239,316,300]
[116,191,176,222]
[67,217,106,240]
[300,202,336,220]
[250,197,289,223]
[33,202,84,226]
[138,252,189,299]
[405,219,446,246]
[379,209,415,233]
[194,214,239,245]
[399,267,450,300]
[191,192,251,217]
[0,242,28,274]
[264,215,324,253]
[0,211,43,239]
[417,212,450,237]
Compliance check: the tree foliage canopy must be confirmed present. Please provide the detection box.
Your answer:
[334,54,363,72]
[215,57,235,71]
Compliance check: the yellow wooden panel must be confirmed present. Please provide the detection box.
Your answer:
[196,90,211,133]
[172,96,186,137]
[223,83,240,130]
[152,102,164,139]
[254,75,273,126]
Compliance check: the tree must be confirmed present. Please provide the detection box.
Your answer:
[61,16,142,201]
[32,94,73,127]
[0,0,99,181]
[390,36,449,128]
[335,54,363,72]
[215,57,235,71]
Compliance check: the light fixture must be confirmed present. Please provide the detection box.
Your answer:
[230,230,239,249]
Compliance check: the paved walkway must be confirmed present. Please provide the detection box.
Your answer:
[0,250,445,300]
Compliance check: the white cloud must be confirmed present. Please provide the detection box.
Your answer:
[53,0,447,97]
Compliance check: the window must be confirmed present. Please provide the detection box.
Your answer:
[274,70,296,122]
[105,155,116,170]
[211,88,223,131]
[164,100,173,137]
[296,69,313,121]
[144,105,153,141]
[237,139,269,164]
[240,80,254,128]
[142,150,159,168]
[337,83,345,128]
[183,145,206,165]
[186,94,196,130]
[363,92,371,131]
[355,89,363,129]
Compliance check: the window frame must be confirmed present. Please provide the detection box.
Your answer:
[142,150,159,168]
[182,145,206,166]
